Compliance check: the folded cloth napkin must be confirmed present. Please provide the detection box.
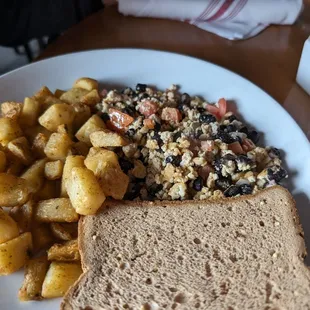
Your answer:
[118,0,304,40]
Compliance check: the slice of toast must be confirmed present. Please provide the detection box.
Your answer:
[62,186,310,310]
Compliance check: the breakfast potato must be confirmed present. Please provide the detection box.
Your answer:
[34,180,60,201]
[80,89,101,106]
[71,141,90,157]
[34,86,53,100]
[90,129,128,147]
[47,240,80,262]
[71,102,91,131]
[8,136,34,165]
[73,77,98,91]
[35,198,79,222]
[66,167,106,215]
[50,222,78,241]
[0,232,32,275]
[0,150,7,172]
[18,255,49,301]
[44,132,73,161]
[0,173,30,207]
[0,208,19,244]
[21,158,47,194]
[75,114,106,145]
[60,88,89,105]
[32,133,49,158]
[6,156,24,175]
[24,125,51,144]
[44,160,64,180]
[54,89,66,98]
[1,101,22,120]
[85,148,129,199]
[39,103,75,132]
[42,262,82,298]
[31,223,55,253]
[9,200,34,233]
[61,155,85,197]
[0,117,22,146]
[19,97,41,127]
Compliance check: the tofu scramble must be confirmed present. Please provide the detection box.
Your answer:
[96,83,287,201]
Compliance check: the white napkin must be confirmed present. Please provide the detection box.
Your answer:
[118,0,304,40]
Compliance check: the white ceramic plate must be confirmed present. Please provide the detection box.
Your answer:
[0,49,309,310]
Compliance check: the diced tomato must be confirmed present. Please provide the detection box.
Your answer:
[108,108,134,130]
[242,138,256,153]
[218,98,227,118]
[199,165,213,181]
[228,142,245,155]
[161,107,182,123]
[143,118,155,129]
[139,101,159,118]
[100,89,108,98]
[206,104,221,119]
[201,140,215,152]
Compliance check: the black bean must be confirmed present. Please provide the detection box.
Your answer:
[181,93,191,105]
[228,115,238,122]
[199,114,217,124]
[119,158,134,173]
[177,104,186,112]
[100,113,110,121]
[213,159,223,174]
[197,107,205,113]
[267,166,288,183]
[173,131,182,142]
[215,177,231,191]
[122,107,135,117]
[226,124,237,133]
[126,128,136,137]
[239,127,249,135]
[248,130,260,144]
[236,155,252,165]
[136,83,147,92]
[216,132,235,144]
[224,185,240,197]
[139,93,149,99]
[195,129,203,139]
[165,155,182,166]
[269,147,281,158]
[193,177,204,191]
[148,184,163,196]
[154,122,161,131]
[151,132,163,146]
[124,183,141,200]
[240,184,253,195]
[223,154,236,161]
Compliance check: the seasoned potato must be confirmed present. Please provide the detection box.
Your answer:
[34,86,53,100]
[61,155,85,197]
[54,89,66,98]
[60,88,89,105]
[0,232,32,275]
[32,132,49,158]
[42,262,82,298]
[73,77,98,91]
[8,136,34,165]
[81,89,101,106]
[21,158,47,194]
[6,156,24,175]
[0,208,19,244]
[71,102,91,131]
[66,167,106,215]
[9,200,34,233]
[47,240,80,261]
[18,256,49,301]
[85,148,129,199]
[35,198,79,222]
[0,173,30,207]
[71,141,90,157]
[39,103,75,132]
[75,114,106,145]
[90,129,128,147]
[19,97,41,127]
[34,180,60,201]
[1,101,22,120]
[44,160,64,180]
[0,117,22,146]
[44,132,73,161]
[131,159,147,179]
[50,222,78,241]
[0,150,7,172]
[31,223,54,253]
[24,125,51,144]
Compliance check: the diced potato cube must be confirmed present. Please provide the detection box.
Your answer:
[42,262,82,298]
[31,223,54,253]
[85,148,129,200]
[90,129,128,147]
[19,97,41,127]
[71,102,91,132]
[34,180,60,201]
[35,198,79,222]
[32,133,49,158]
[21,158,47,194]
[75,114,106,145]
[0,150,7,172]
[8,136,33,165]
[6,156,24,176]
[80,89,101,106]
[71,141,90,157]
[44,160,64,180]
[0,232,32,275]
[0,173,30,207]
[54,89,66,98]
[18,255,49,301]
[50,223,77,241]
[61,155,85,197]
[44,132,73,161]
[60,88,89,105]
[47,240,80,262]
[39,103,75,132]
[25,125,51,144]
[1,101,22,120]
[73,77,98,91]
[0,208,19,244]
[0,117,22,146]
[66,167,106,215]
[34,86,53,100]
[131,159,147,179]
[9,200,34,233]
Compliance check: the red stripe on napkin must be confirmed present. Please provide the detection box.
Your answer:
[193,0,219,25]
[206,0,235,22]
[221,0,247,21]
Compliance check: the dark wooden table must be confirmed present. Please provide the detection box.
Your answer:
[39,5,310,139]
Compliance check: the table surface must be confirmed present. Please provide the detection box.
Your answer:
[39,5,310,140]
